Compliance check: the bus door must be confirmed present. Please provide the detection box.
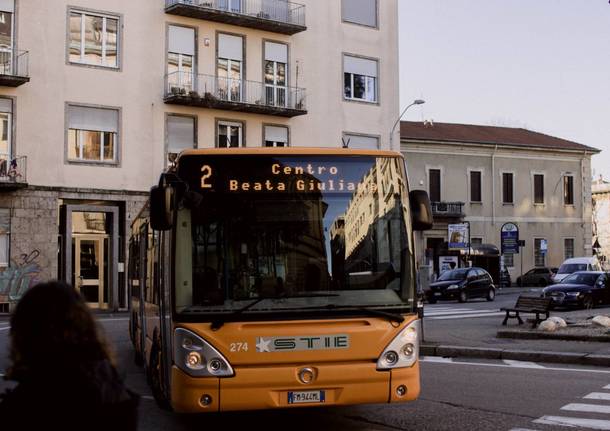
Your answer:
[138,223,148,361]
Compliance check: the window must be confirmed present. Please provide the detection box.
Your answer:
[218,34,243,102]
[564,238,575,260]
[218,0,242,13]
[534,174,544,204]
[69,10,119,68]
[342,0,377,27]
[470,170,482,202]
[67,105,119,163]
[564,175,574,205]
[502,172,513,204]
[264,125,288,147]
[264,42,287,107]
[344,55,377,103]
[217,121,243,148]
[168,25,195,94]
[471,237,483,246]
[534,238,546,267]
[0,1,14,76]
[0,98,12,164]
[167,115,196,165]
[429,168,441,202]
[343,133,379,149]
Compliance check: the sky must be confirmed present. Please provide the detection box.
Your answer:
[398,0,610,179]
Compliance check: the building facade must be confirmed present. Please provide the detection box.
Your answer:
[401,121,599,282]
[592,176,610,267]
[0,0,399,310]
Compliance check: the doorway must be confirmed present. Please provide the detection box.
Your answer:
[73,235,108,309]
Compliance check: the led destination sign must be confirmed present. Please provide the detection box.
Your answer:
[178,155,382,194]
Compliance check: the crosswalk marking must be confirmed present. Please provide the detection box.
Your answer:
[584,393,610,401]
[424,305,503,320]
[534,416,610,429]
[503,360,546,369]
[561,403,610,414]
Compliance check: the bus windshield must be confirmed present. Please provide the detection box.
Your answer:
[173,154,415,318]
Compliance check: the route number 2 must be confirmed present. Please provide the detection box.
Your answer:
[201,165,213,189]
[230,342,248,352]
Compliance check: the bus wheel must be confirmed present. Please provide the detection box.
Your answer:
[150,344,171,411]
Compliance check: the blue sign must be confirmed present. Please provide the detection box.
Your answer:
[501,223,519,254]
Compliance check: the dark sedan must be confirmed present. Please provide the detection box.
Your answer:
[426,267,495,303]
[542,271,610,309]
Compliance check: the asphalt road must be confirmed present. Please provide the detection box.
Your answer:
[1,292,610,430]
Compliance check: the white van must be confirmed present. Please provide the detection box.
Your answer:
[552,256,602,283]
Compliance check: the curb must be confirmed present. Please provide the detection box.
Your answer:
[420,343,610,367]
[497,329,610,342]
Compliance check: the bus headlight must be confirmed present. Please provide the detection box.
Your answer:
[377,320,420,370]
[174,328,234,377]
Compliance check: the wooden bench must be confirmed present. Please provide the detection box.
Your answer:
[501,295,553,328]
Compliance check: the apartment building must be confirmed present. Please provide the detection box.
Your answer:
[0,0,399,310]
[592,176,610,267]
[401,121,599,281]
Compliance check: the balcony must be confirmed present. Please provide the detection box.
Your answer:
[164,72,307,117]
[431,201,465,219]
[0,50,29,87]
[165,0,306,35]
[0,156,27,190]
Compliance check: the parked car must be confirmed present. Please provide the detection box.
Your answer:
[426,267,495,303]
[499,266,511,288]
[542,271,609,309]
[552,257,602,284]
[516,267,555,287]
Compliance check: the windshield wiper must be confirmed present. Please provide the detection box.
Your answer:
[320,304,405,325]
[210,293,340,330]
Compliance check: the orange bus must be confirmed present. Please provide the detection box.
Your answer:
[129,148,432,413]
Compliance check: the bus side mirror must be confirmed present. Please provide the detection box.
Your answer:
[150,185,174,231]
[409,190,433,231]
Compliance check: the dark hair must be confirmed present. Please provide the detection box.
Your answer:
[8,281,114,380]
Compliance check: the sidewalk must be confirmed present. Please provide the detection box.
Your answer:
[421,304,610,366]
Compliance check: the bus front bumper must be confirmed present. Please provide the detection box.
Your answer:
[170,361,420,413]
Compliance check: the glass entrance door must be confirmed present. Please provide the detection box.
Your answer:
[75,235,107,308]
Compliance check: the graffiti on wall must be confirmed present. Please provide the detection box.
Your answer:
[0,249,42,302]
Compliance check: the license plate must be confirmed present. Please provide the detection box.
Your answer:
[287,390,326,404]
[434,292,442,296]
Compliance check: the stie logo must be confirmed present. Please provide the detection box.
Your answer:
[256,335,350,352]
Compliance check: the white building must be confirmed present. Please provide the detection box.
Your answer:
[0,0,399,310]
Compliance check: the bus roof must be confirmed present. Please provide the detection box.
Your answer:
[177,147,404,160]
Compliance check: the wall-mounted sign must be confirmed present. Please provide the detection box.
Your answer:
[448,223,470,250]
[439,256,459,273]
[501,222,519,254]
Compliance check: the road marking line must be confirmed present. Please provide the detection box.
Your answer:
[509,428,542,431]
[534,415,610,429]
[561,403,610,414]
[421,356,453,363]
[584,393,610,401]
[503,360,546,369]
[427,312,505,320]
[423,360,610,375]
[605,385,610,390]
[424,307,473,311]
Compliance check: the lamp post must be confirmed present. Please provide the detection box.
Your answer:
[389,99,425,150]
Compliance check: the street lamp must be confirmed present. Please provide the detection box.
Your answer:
[390,99,425,150]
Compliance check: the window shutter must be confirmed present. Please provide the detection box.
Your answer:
[167,116,196,153]
[68,106,118,133]
[342,0,376,27]
[168,26,195,56]
[264,42,288,63]
[218,34,243,61]
[344,134,379,149]
[264,126,288,143]
[344,55,377,77]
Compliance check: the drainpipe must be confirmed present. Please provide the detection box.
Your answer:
[581,152,587,255]
[492,145,498,226]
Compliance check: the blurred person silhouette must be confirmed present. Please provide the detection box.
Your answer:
[0,281,138,431]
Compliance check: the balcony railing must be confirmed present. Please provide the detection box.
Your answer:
[164,71,307,117]
[0,50,29,87]
[0,156,27,190]
[431,201,464,218]
[165,0,306,35]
